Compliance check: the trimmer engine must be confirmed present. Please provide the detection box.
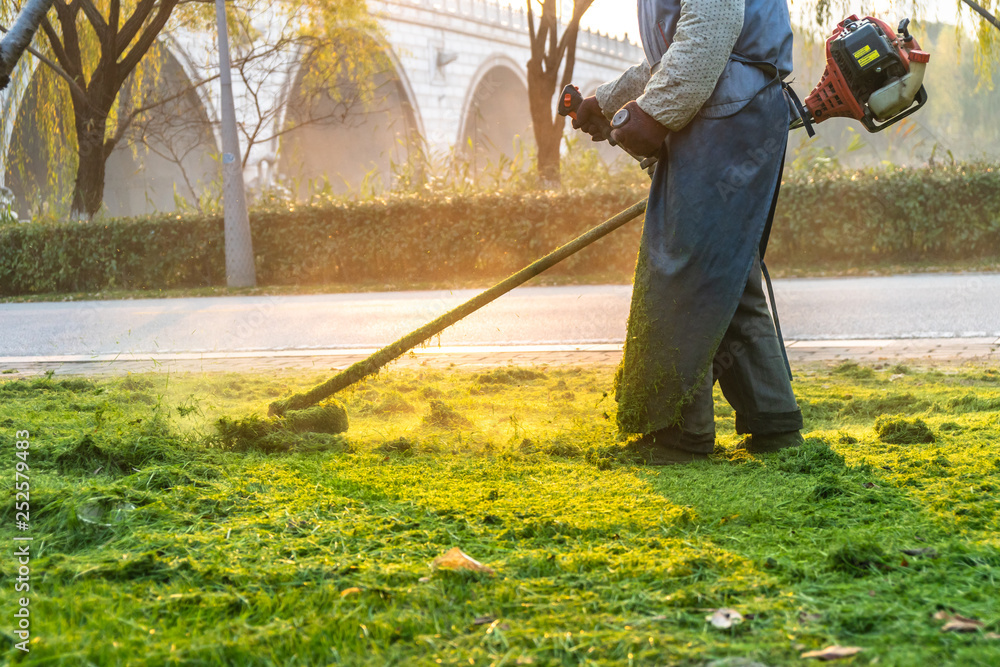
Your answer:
[799,15,930,133]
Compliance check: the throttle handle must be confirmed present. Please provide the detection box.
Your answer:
[558,84,583,119]
[559,84,618,146]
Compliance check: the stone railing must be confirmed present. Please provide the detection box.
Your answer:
[377,0,641,59]
[576,26,642,60]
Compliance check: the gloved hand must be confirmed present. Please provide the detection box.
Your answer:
[571,95,612,142]
[609,101,668,158]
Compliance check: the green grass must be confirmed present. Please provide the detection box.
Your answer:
[1,363,999,665]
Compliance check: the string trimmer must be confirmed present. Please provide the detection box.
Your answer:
[560,15,930,139]
[267,14,930,426]
[267,200,648,419]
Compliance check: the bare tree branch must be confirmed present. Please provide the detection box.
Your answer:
[118,0,177,84]
[108,0,121,41]
[0,21,87,99]
[961,0,1000,32]
[526,0,537,48]
[51,2,87,89]
[108,70,220,150]
[78,0,110,40]
[116,0,157,59]
[38,14,74,77]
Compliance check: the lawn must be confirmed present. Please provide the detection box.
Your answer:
[1,361,998,665]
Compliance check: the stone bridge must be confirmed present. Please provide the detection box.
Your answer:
[0,0,641,217]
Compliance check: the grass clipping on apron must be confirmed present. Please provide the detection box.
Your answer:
[614,248,689,437]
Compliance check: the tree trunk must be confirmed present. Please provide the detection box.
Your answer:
[525,0,591,187]
[70,111,110,219]
[526,57,563,186]
[535,115,564,186]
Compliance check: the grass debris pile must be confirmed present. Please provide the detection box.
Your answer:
[216,400,348,452]
[422,400,474,429]
[874,414,936,444]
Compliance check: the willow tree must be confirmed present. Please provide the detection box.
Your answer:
[526,0,594,186]
[3,0,379,220]
[28,0,190,219]
[955,0,999,76]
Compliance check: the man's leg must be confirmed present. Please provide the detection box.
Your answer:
[630,371,715,464]
[713,255,803,449]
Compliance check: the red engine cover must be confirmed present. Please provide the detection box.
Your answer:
[805,15,922,124]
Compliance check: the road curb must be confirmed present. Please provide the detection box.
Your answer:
[0,338,996,377]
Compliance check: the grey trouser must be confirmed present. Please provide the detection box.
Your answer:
[677,255,803,452]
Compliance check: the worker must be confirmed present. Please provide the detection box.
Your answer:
[572,0,804,463]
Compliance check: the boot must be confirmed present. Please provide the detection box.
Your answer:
[626,426,712,465]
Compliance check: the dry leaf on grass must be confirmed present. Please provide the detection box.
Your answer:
[706,608,744,629]
[801,645,864,660]
[942,618,985,632]
[901,548,938,558]
[934,611,985,632]
[431,547,496,575]
[339,587,361,597]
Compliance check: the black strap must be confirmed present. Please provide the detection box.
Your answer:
[761,260,792,381]
[760,152,793,381]
[759,151,782,259]
[783,82,815,138]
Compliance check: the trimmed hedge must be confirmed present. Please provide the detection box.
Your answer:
[769,164,1000,263]
[1,164,997,296]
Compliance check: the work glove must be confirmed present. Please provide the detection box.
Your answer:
[571,95,612,142]
[609,101,668,159]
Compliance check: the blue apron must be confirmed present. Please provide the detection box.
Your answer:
[615,0,795,435]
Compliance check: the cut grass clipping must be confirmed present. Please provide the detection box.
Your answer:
[216,401,348,452]
[875,414,936,444]
[2,363,999,665]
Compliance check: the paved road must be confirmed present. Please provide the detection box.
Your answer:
[1,273,999,358]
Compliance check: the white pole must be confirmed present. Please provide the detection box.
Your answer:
[214,0,256,287]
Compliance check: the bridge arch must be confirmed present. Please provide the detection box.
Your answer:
[161,37,222,151]
[276,37,422,197]
[3,44,218,218]
[103,44,219,217]
[0,57,40,189]
[457,53,531,174]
